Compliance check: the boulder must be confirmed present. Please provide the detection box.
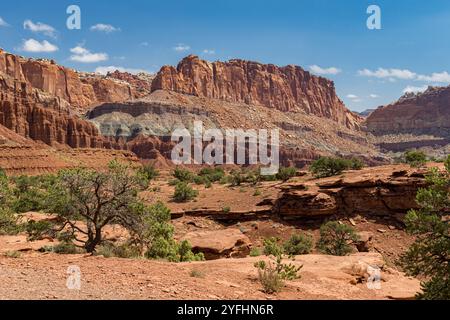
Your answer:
[181,228,252,260]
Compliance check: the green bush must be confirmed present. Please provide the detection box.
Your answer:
[138,202,204,262]
[250,247,262,257]
[400,166,450,300]
[263,237,284,257]
[173,182,199,202]
[198,167,225,183]
[96,242,141,259]
[283,233,314,255]
[317,221,359,256]
[173,167,194,182]
[348,158,364,170]
[26,220,54,241]
[276,167,297,182]
[138,163,159,182]
[404,150,427,168]
[310,157,352,178]
[255,239,302,294]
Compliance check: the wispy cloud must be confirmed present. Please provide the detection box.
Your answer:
[403,85,429,94]
[369,94,379,98]
[358,68,416,80]
[70,46,108,63]
[19,39,58,53]
[309,65,341,75]
[140,42,149,47]
[95,66,149,75]
[202,49,216,55]
[0,17,9,27]
[23,20,56,38]
[90,24,120,33]
[346,94,362,103]
[174,44,191,52]
[359,68,450,84]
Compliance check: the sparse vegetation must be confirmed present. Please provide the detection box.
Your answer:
[283,233,314,255]
[309,157,364,178]
[172,167,194,182]
[255,237,302,294]
[250,247,262,257]
[317,221,359,256]
[138,163,159,182]
[400,158,450,300]
[190,269,205,278]
[5,250,21,258]
[404,150,428,168]
[173,182,199,202]
[276,167,297,182]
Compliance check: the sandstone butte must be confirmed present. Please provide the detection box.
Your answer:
[152,55,362,130]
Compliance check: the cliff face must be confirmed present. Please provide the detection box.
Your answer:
[152,55,361,129]
[0,74,112,148]
[0,49,151,109]
[365,86,450,136]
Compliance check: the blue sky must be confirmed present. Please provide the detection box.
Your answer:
[0,0,449,112]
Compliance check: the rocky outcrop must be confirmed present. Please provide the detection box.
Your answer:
[0,74,113,148]
[152,55,361,129]
[365,86,450,137]
[0,49,152,109]
[181,228,252,260]
[275,166,429,219]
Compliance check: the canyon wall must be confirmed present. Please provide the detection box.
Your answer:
[152,55,361,129]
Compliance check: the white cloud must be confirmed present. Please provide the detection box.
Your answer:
[90,24,120,33]
[416,71,450,83]
[19,39,58,52]
[359,68,450,84]
[369,94,379,98]
[0,17,9,27]
[95,66,149,75]
[346,94,358,99]
[403,85,428,94]
[202,49,216,55]
[309,65,341,75]
[174,44,191,52]
[358,68,416,80]
[23,20,56,38]
[70,46,108,63]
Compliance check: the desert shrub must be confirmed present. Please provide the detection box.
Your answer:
[198,167,225,183]
[172,167,194,182]
[263,237,284,257]
[173,182,198,202]
[309,157,353,178]
[253,189,262,196]
[138,163,159,182]
[136,202,204,262]
[96,242,141,259]
[254,261,284,294]
[283,233,314,255]
[348,158,364,170]
[229,170,245,186]
[10,174,57,213]
[317,221,359,256]
[276,167,297,182]
[0,172,21,235]
[404,150,427,168]
[222,206,231,213]
[250,247,261,257]
[400,165,450,300]
[52,242,83,254]
[168,178,181,186]
[26,220,55,241]
[255,239,302,294]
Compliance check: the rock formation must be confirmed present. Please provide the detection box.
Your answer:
[0,49,152,109]
[365,86,450,136]
[152,55,362,129]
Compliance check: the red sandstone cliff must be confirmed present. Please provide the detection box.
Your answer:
[365,86,450,136]
[151,55,361,129]
[0,49,151,109]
